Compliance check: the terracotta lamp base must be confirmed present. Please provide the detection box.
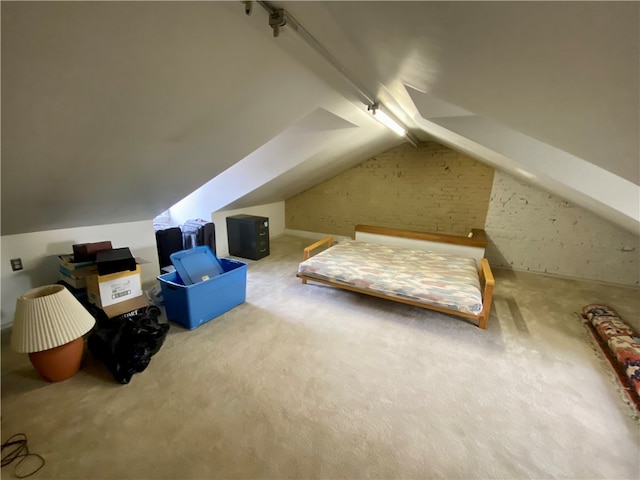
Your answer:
[28,337,85,382]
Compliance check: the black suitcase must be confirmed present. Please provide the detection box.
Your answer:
[182,219,216,255]
[155,227,183,270]
[199,222,216,255]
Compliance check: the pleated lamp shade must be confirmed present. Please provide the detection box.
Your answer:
[11,285,96,353]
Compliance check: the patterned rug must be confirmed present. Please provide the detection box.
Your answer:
[582,304,640,417]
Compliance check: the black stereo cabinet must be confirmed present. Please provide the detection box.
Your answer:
[226,215,270,260]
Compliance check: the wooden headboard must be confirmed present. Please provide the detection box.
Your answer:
[354,225,487,266]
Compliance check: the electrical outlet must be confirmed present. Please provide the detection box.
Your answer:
[10,258,23,271]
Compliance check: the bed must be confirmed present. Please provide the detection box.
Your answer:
[296,225,495,329]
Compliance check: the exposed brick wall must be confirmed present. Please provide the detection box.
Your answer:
[485,171,640,287]
[286,141,639,287]
[285,142,495,237]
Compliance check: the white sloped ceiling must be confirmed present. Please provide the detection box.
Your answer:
[2,1,638,235]
[1,2,400,235]
[276,1,639,234]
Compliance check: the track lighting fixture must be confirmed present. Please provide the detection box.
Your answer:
[249,2,419,147]
[268,8,287,37]
[368,104,407,136]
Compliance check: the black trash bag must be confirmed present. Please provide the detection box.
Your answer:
[88,306,170,384]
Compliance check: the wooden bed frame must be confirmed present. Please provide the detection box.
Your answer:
[296,225,495,329]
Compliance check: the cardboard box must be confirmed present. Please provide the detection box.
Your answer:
[58,254,95,271]
[101,295,149,319]
[86,265,143,308]
[58,255,97,289]
[158,258,246,330]
[59,267,87,289]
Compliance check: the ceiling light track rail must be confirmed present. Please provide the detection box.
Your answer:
[253,0,371,104]
[244,1,418,147]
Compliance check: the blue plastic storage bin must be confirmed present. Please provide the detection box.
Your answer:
[170,245,224,286]
[158,258,247,329]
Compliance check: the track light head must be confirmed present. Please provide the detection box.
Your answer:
[368,103,407,136]
[269,9,287,37]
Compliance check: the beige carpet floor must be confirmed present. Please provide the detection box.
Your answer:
[2,234,639,479]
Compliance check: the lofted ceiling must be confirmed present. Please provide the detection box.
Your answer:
[2,1,638,236]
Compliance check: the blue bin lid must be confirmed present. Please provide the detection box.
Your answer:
[170,246,225,285]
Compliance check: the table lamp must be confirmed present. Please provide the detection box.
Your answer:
[11,285,96,382]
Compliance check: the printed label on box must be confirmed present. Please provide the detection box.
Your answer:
[97,275,142,307]
[86,267,143,308]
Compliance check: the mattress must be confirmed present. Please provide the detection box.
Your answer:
[298,239,483,314]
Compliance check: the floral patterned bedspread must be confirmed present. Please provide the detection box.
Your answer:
[298,240,483,314]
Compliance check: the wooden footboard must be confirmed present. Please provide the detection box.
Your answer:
[477,258,495,329]
[300,236,333,284]
[296,226,495,329]
[302,236,334,260]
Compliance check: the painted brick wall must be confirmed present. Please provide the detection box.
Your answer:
[286,142,495,237]
[485,171,640,286]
